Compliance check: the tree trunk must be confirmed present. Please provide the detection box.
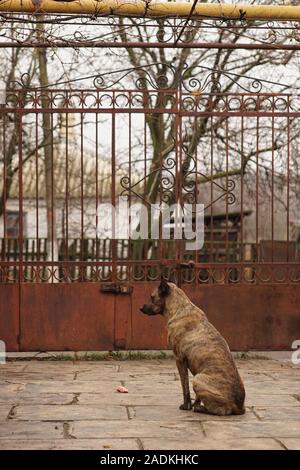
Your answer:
[36,20,58,275]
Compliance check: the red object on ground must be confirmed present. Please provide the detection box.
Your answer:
[116,385,129,393]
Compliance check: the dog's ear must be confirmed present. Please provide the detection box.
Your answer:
[158,279,170,297]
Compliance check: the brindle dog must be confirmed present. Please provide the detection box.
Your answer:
[140,280,245,416]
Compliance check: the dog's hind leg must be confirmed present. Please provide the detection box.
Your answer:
[192,374,231,416]
[176,358,192,410]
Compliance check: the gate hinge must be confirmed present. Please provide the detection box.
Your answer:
[100,283,133,295]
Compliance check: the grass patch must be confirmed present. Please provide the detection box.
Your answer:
[7,350,173,362]
[7,353,75,362]
[8,351,272,362]
[234,352,270,360]
[76,351,172,361]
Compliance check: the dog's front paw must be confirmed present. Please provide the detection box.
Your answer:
[179,402,192,411]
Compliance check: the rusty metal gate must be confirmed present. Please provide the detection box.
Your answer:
[1,65,300,351]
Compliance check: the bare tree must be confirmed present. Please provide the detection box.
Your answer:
[113,17,298,205]
[108,17,300,262]
[0,33,38,218]
[36,18,59,264]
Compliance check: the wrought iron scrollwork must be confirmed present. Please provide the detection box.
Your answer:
[92,60,264,94]
[93,62,179,91]
[180,143,236,208]
[119,147,236,212]
[181,64,263,94]
[4,56,286,97]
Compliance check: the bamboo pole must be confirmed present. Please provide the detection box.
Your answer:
[1,1,300,21]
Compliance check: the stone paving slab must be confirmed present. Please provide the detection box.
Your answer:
[128,405,259,422]
[22,381,129,394]
[0,405,11,421]
[280,439,300,450]
[78,393,181,406]
[253,406,300,421]
[71,419,205,440]
[141,437,284,450]
[244,394,299,407]
[0,358,299,450]
[202,420,300,439]
[0,383,25,393]
[13,405,128,422]
[0,438,140,450]
[3,393,75,405]
[0,421,64,441]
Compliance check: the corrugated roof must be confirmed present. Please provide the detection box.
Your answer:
[1,113,133,199]
[6,150,126,199]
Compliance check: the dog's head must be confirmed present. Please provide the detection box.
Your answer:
[140,280,171,316]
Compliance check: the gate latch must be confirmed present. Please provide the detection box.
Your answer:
[100,283,133,295]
